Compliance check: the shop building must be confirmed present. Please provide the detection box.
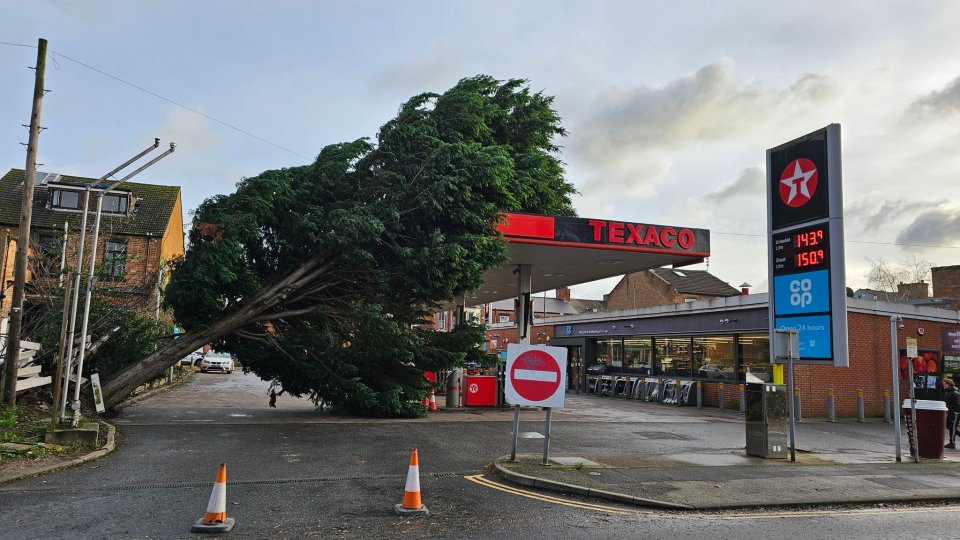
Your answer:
[488,293,960,418]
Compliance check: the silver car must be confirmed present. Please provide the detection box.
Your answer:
[200,351,235,374]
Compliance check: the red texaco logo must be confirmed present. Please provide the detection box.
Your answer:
[779,158,819,208]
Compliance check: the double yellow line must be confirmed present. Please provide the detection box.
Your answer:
[464,474,637,515]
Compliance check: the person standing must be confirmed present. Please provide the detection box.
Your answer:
[944,378,960,449]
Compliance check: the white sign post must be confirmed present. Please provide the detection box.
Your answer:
[506,344,567,465]
[90,372,105,413]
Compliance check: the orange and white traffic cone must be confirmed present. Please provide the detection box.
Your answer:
[394,448,429,515]
[427,389,438,411]
[191,463,236,533]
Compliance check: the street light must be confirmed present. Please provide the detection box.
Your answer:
[67,142,176,426]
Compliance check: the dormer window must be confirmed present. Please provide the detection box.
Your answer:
[102,193,129,214]
[51,189,81,210]
[50,187,130,215]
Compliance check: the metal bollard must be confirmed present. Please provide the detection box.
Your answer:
[856,389,865,422]
[883,390,892,423]
[696,381,702,410]
[794,387,802,423]
[446,369,462,408]
[826,388,836,423]
[738,384,745,415]
[719,383,725,411]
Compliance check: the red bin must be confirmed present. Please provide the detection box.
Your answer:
[463,375,497,406]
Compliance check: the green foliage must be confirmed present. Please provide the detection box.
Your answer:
[31,292,167,382]
[1,409,26,444]
[165,75,575,417]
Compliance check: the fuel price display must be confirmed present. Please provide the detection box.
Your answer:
[772,223,830,276]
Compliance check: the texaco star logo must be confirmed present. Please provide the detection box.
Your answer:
[779,158,819,208]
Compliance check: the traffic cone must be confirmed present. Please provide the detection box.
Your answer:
[427,389,438,411]
[191,463,236,533]
[394,449,429,515]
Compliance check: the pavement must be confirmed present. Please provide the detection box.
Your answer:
[495,396,960,510]
[496,451,960,510]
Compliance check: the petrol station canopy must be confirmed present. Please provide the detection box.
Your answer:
[454,212,711,308]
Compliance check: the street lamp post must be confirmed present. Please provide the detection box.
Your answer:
[69,143,176,426]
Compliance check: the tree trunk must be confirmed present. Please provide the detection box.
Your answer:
[101,255,332,408]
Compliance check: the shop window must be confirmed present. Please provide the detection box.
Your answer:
[101,239,127,280]
[596,338,623,368]
[657,337,692,377]
[738,334,771,382]
[693,336,735,381]
[623,337,653,374]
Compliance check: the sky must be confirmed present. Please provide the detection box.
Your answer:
[2,1,959,301]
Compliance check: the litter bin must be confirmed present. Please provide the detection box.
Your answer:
[902,399,948,460]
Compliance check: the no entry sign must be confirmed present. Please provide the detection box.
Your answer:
[505,344,567,408]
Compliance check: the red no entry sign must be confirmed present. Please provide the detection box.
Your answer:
[505,345,567,408]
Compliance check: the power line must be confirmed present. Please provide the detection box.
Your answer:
[1,41,311,160]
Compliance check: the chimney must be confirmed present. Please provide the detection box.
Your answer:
[897,281,929,300]
[556,287,571,302]
[740,282,751,296]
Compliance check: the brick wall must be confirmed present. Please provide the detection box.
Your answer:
[0,225,177,318]
[606,272,676,310]
[933,265,960,310]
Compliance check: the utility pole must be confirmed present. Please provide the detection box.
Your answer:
[1,38,47,406]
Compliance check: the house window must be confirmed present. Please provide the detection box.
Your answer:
[101,239,127,280]
[499,315,510,323]
[102,193,129,214]
[51,189,81,210]
[35,234,62,276]
[438,311,446,331]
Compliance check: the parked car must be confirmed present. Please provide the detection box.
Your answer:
[179,350,204,368]
[697,364,735,380]
[200,351,235,374]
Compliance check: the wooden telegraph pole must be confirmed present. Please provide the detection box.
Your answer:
[1,38,47,406]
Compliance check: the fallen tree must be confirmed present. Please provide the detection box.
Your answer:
[101,75,575,410]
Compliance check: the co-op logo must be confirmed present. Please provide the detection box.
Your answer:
[790,278,813,308]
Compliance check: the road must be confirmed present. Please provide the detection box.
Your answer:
[2,372,959,539]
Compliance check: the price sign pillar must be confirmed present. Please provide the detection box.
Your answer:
[767,124,848,367]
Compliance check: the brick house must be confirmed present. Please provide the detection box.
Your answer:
[0,168,184,324]
[604,268,741,311]
[932,265,960,310]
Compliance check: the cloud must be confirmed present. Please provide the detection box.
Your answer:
[568,59,834,199]
[859,199,949,233]
[369,53,463,95]
[909,74,960,118]
[895,208,960,248]
[703,166,764,203]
